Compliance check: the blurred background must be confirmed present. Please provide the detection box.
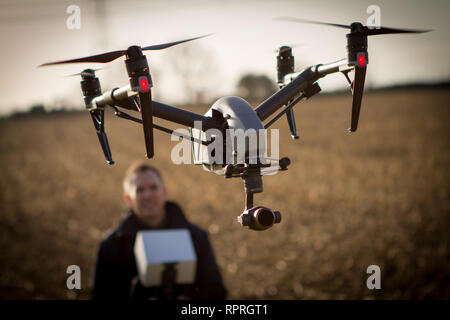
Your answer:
[0,0,449,299]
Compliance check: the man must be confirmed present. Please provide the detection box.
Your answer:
[92,162,227,300]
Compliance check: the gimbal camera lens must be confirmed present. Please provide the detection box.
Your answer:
[238,206,282,231]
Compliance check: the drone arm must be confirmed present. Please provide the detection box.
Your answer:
[281,59,350,83]
[316,58,352,77]
[255,67,318,121]
[112,108,210,146]
[106,97,136,110]
[107,98,224,132]
[256,58,357,124]
[89,85,135,110]
[152,101,224,131]
[87,83,224,131]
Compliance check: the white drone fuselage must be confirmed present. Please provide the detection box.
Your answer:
[190,96,279,176]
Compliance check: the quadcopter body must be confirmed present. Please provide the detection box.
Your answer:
[40,19,428,231]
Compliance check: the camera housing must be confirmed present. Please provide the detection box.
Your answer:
[237,206,282,231]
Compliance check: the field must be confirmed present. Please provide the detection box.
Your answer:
[0,88,449,299]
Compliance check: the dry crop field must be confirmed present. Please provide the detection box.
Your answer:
[0,88,449,299]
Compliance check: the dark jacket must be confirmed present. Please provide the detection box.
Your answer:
[92,201,227,300]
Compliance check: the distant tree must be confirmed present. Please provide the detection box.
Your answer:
[29,104,46,114]
[236,74,277,102]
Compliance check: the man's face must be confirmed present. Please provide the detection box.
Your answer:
[124,170,167,222]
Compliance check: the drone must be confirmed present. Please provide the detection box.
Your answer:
[40,18,428,231]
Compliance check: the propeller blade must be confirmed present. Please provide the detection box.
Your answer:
[40,34,212,67]
[40,50,126,67]
[275,44,303,54]
[364,26,430,36]
[142,34,212,51]
[274,16,430,36]
[349,66,367,132]
[274,16,350,29]
[66,68,105,77]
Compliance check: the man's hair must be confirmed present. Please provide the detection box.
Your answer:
[123,161,164,194]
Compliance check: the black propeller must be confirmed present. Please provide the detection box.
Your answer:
[274,16,430,36]
[39,34,211,67]
[274,44,303,54]
[66,68,105,77]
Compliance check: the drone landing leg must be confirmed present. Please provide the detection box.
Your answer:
[138,91,154,158]
[286,108,299,139]
[90,110,114,165]
[349,66,367,132]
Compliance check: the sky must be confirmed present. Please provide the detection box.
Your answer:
[0,0,449,115]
